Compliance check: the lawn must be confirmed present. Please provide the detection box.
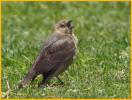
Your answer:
[2,2,130,98]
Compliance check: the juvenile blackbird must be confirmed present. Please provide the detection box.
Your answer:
[19,20,78,88]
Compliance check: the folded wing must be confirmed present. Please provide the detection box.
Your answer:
[32,34,76,74]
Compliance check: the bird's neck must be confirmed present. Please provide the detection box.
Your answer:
[54,30,73,35]
[54,30,65,35]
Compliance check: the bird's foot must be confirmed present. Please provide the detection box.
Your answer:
[38,83,47,88]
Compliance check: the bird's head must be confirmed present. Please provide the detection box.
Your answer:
[54,20,74,34]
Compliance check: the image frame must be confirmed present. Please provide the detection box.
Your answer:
[0,0,131,99]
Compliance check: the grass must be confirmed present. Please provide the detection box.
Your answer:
[2,2,130,99]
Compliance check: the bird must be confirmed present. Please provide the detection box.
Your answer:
[19,19,78,88]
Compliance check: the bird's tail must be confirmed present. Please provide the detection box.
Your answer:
[19,69,36,88]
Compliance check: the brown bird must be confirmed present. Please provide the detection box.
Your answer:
[19,20,78,88]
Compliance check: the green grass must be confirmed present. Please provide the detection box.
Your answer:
[2,2,130,98]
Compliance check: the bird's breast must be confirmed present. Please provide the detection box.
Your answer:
[71,33,78,48]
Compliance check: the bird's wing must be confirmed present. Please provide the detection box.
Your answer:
[47,36,76,63]
[32,33,62,67]
[32,34,75,73]
[47,37,69,54]
[45,36,76,75]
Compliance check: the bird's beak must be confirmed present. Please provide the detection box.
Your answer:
[67,20,74,29]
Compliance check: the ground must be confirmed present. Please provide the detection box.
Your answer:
[2,2,130,99]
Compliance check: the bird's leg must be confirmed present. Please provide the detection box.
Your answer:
[38,74,50,88]
[38,64,64,88]
[56,76,64,85]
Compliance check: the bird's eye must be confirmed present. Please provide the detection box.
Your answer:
[60,24,65,27]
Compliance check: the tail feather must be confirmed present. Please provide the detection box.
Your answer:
[19,69,36,88]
